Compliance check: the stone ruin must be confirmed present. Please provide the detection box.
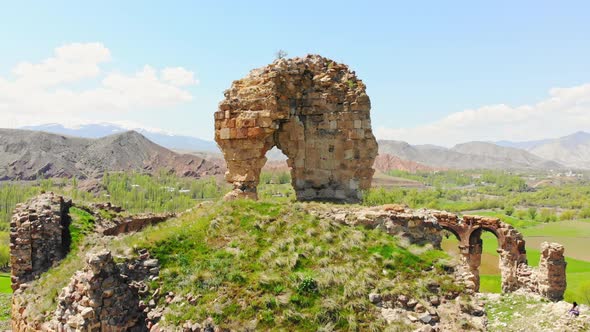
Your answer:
[9,192,72,290]
[315,204,567,301]
[51,250,148,331]
[214,54,378,202]
[9,194,180,331]
[9,193,177,292]
[8,194,569,330]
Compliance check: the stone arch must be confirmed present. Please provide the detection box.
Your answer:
[440,225,462,242]
[215,55,378,203]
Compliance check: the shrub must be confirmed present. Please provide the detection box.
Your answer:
[579,206,590,219]
[515,209,528,220]
[297,276,318,294]
[504,206,515,216]
[559,210,577,221]
[528,207,537,220]
[538,208,557,223]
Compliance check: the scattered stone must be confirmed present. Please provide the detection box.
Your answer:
[419,314,432,324]
[369,292,382,304]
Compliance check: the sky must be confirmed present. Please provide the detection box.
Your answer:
[1,0,589,146]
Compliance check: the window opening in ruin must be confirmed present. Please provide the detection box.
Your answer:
[258,146,295,200]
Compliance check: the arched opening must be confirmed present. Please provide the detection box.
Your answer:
[214,55,378,202]
[257,147,295,200]
[478,227,502,293]
[440,227,462,257]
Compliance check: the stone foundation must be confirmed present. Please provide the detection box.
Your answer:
[214,55,378,203]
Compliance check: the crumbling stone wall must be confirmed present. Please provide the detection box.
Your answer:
[316,205,567,301]
[51,251,148,331]
[517,242,567,301]
[215,55,378,202]
[83,202,176,236]
[10,192,72,290]
[536,242,567,301]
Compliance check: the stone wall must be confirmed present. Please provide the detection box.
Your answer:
[76,202,177,236]
[315,204,567,300]
[215,55,378,203]
[9,192,72,290]
[51,250,149,331]
[536,242,567,301]
[517,242,567,301]
[11,250,161,332]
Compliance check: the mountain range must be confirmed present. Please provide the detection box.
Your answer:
[22,123,220,153]
[495,131,590,169]
[0,129,222,181]
[15,123,590,171]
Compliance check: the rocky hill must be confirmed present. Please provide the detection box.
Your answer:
[0,128,223,181]
[373,153,438,173]
[528,132,590,169]
[378,140,563,170]
[496,131,590,169]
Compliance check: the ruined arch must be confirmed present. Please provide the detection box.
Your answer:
[441,226,461,242]
[214,55,378,202]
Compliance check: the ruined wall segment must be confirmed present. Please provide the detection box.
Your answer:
[535,242,567,301]
[10,192,72,290]
[51,251,148,331]
[317,205,567,301]
[215,54,378,202]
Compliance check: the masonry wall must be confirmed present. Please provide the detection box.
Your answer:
[9,192,72,290]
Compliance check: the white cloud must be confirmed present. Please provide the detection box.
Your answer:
[161,67,198,86]
[0,43,198,128]
[376,83,590,146]
[11,42,111,87]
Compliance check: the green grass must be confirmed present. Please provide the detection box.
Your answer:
[480,275,501,293]
[100,199,462,331]
[69,207,95,250]
[0,293,10,327]
[0,273,11,294]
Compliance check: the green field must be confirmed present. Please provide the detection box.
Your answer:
[0,273,10,294]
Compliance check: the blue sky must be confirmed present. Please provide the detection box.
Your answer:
[1,1,589,145]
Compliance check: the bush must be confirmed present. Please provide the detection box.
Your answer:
[560,210,577,221]
[538,208,557,223]
[504,206,515,216]
[515,209,528,220]
[579,206,590,219]
[297,276,318,294]
[528,207,537,220]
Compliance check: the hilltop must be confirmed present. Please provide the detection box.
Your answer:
[0,129,222,181]
[378,140,564,170]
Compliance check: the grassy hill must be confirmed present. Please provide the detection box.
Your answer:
[21,199,464,331]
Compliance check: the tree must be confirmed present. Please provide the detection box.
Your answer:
[275,49,288,60]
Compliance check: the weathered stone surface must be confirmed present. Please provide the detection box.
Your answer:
[50,250,152,331]
[215,54,378,202]
[535,242,567,301]
[9,192,72,291]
